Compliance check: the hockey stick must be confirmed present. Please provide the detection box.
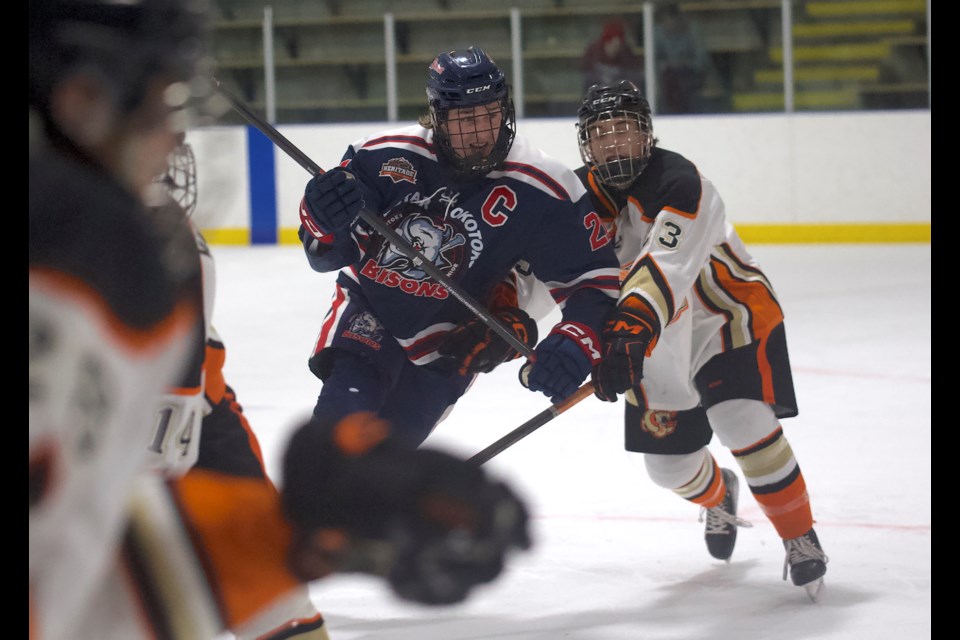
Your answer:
[210,77,532,358]
[468,381,594,465]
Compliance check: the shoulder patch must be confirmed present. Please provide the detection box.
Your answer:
[379,157,418,184]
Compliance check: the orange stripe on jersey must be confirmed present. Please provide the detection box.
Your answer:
[173,470,302,631]
[168,385,202,396]
[662,204,698,220]
[204,342,227,405]
[708,258,784,339]
[30,267,197,355]
[224,388,271,483]
[333,411,391,456]
[587,171,620,219]
[707,258,783,399]
[756,335,776,404]
[626,195,654,223]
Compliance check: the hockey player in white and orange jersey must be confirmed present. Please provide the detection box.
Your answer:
[143,138,331,640]
[29,2,531,638]
[570,80,829,599]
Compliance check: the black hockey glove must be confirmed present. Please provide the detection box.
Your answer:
[591,307,656,402]
[437,308,538,375]
[281,412,532,605]
[301,168,364,236]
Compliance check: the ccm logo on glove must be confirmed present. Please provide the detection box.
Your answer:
[552,322,602,363]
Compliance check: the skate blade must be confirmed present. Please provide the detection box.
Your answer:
[804,578,825,602]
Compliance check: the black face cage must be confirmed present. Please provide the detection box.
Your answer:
[431,96,516,177]
[158,142,198,216]
[578,109,653,189]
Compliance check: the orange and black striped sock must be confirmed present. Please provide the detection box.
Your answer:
[672,451,726,510]
[732,426,813,540]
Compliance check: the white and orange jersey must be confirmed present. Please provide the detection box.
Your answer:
[30,146,315,638]
[575,147,783,342]
[29,141,204,637]
[135,200,329,640]
[512,147,787,411]
[143,216,218,475]
[29,271,198,639]
[57,468,321,640]
[30,257,320,640]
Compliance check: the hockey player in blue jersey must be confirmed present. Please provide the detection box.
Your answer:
[295,46,621,447]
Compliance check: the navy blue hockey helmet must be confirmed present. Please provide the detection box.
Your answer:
[577,80,654,188]
[426,46,516,176]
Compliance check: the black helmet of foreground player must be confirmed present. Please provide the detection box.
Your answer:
[426,46,516,177]
[577,80,655,189]
[29,0,214,145]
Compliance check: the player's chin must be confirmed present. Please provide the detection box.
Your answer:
[456,146,492,160]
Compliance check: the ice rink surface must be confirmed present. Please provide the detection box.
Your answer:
[210,243,930,640]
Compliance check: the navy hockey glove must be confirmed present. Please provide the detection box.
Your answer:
[520,323,602,403]
[437,308,538,375]
[592,307,656,402]
[282,412,531,605]
[301,168,364,237]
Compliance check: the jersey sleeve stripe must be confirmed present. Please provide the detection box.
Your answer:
[541,268,621,305]
[395,322,457,363]
[360,135,436,160]
[663,204,698,219]
[500,162,570,200]
[314,285,349,355]
[621,255,675,330]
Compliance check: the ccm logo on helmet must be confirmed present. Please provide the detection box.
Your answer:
[466,85,492,94]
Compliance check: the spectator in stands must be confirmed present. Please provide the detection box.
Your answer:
[654,5,710,114]
[580,18,645,94]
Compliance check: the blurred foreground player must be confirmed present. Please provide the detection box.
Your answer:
[573,80,828,599]
[144,137,330,639]
[29,2,531,638]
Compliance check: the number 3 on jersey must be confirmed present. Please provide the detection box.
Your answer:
[656,220,682,250]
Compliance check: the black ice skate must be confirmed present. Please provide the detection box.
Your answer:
[782,527,829,602]
[699,468,753,561]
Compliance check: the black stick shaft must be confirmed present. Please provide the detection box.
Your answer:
[211,78,533,358]
[468,382,595,465]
